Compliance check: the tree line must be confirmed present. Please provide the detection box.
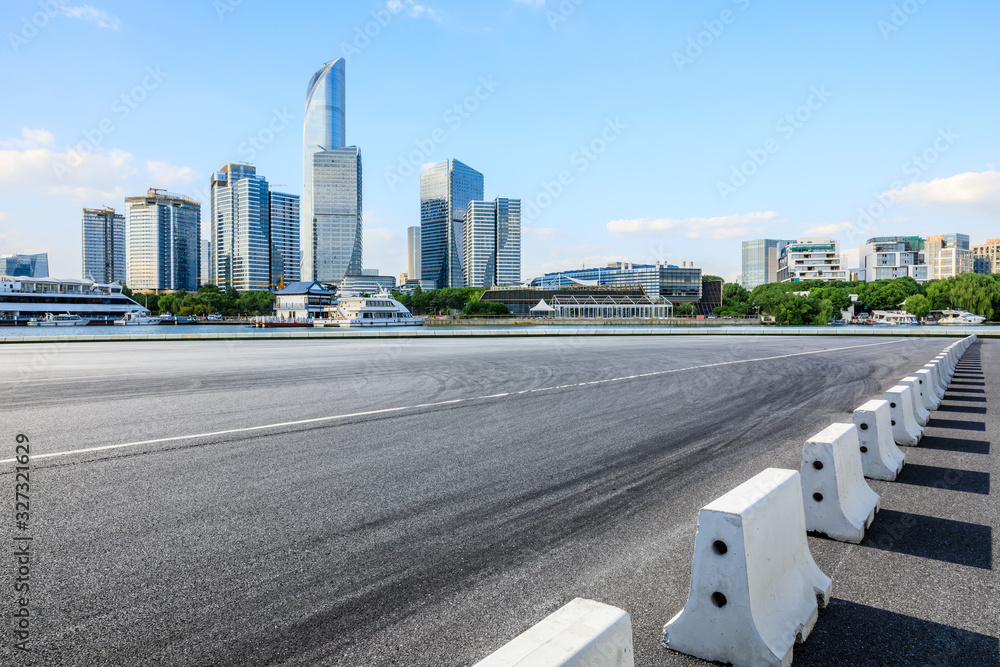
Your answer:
[122,284,276,317]
[391,286,509,316]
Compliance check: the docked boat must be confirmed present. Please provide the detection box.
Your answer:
[114,310,164,326]
[26,313,89,327]
[314,291,423,328]
[938,309,986,325]
[0,276,148,322]
[869,310,919,326]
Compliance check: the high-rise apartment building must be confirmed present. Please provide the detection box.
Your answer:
[82,207,125,284]
[125,189,200,291]
[859,236,928,282]
[777,238,847,283]
[302,59,361,285]
[407,226,421,285]
[464,198,521,288]
[269,191,301,287]
[972,238,1000,275]
[0,253,48,278]
[741,239,789,290]
[201,239,210,287]
[420,159,484,289]
[925,234,972,279]
[211,164,271,291]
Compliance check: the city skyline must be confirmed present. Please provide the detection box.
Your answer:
[1,0,998,284]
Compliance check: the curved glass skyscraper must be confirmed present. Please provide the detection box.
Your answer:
[302,59,361,284]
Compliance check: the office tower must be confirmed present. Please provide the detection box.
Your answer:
[0,253,48,278]
[407,225,421,284]
[777,238,847,283]
[741,239,789,290]
[973,238,1000,274]
[210,164,270,291]
[201,239,210,287]
[302,59,357,283]
[859,236,928,282]
[464,198,521,288]
[420,159,484,288]
[926,233,973,279]
[125,189,200,291]
[82,207,125,284]
[269,191,301,287]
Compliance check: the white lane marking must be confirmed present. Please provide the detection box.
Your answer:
[1,339,907,465]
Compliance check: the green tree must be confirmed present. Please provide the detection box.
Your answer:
[903,294,931,318]
[673,302,694,317]
[950,272,1000,320]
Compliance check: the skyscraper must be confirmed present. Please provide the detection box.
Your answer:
[82,207,125,284]
[407,225,421,285]
[0,253,48,278]
[420,159,484,288]
[741,239,790,290]
[201,239,211,287]
[464,198,521,288]
[269,191,301,287]
[125,189,200,291]
[302,59,360,285]
[926,233,973,279]
[211,164,270,291]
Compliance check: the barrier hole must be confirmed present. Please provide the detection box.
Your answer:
[712,540,728,555]
[891,420,897,426]
[812,461,824,470]
[860,446,868,453]
[711,592,727,608]
[860,423,869,430]
[813,492,824,502]
[890,402,897,408]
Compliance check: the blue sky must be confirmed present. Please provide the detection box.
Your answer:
[2,0,998,282]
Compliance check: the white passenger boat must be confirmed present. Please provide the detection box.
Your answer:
[937,309,986,326]
[114,310,164,326]
[0,276,148,322]
[26,313,88,326]
[870,310,919,326]
[313,291,423,327]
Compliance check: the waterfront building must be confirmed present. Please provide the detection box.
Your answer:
[741,239,789,290]
[925,233,973,279]
[125,189,200,292]
[464,198,521,288]
[210,164,271,291]
[859,236,929,282]
[273,280,334,320]
[340,269,396,294]
[82,207,125,284]
[420,159,484,289]
[0,253,49,278]
[479,284,662,318]
[777,238,847,283]
[302,59,361,285]
[972,238,1000,275]
[269,191,301,287]
[407,225,421,284]
[529,262,702,302]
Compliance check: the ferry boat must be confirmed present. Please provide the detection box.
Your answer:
[314,291,423,328]
[114,310,167,326]
[870,310,919,326]
[938,309,986,326]
[0,276,148,323]
[26,313,89,327]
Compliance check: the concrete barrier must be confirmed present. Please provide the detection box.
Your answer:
[852,400,906,481]
[474,598,633,667]
[899,377,932,426]
[924,361,948,398]
[886,385,923,446]
[914,369,943,410]
[800,423,880,543]
[662,468,831,667]
[933,354,953,383]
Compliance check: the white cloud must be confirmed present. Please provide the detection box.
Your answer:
[0,128,55,150]
[0,212,7,222]
[420,161,437,172]
[522,225,561,241]
[607,211,780,240]
[365,226,402,244]
[889,170,1000,214]
[62,5,121,30]
[387,0,441,21]
[146,161,197,188]
[803,221,855,236]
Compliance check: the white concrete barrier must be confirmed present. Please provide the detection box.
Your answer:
[800,423,880,543]
[662,468,831,667]
[852,400,906,481]
[925,360,949,398]
[886,385,923,446]
[914,369,943,410]
[934,354,954,383]
[474,598,633,667]
[899,377,931,426]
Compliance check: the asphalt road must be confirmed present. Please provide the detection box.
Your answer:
[0,335,995,666]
